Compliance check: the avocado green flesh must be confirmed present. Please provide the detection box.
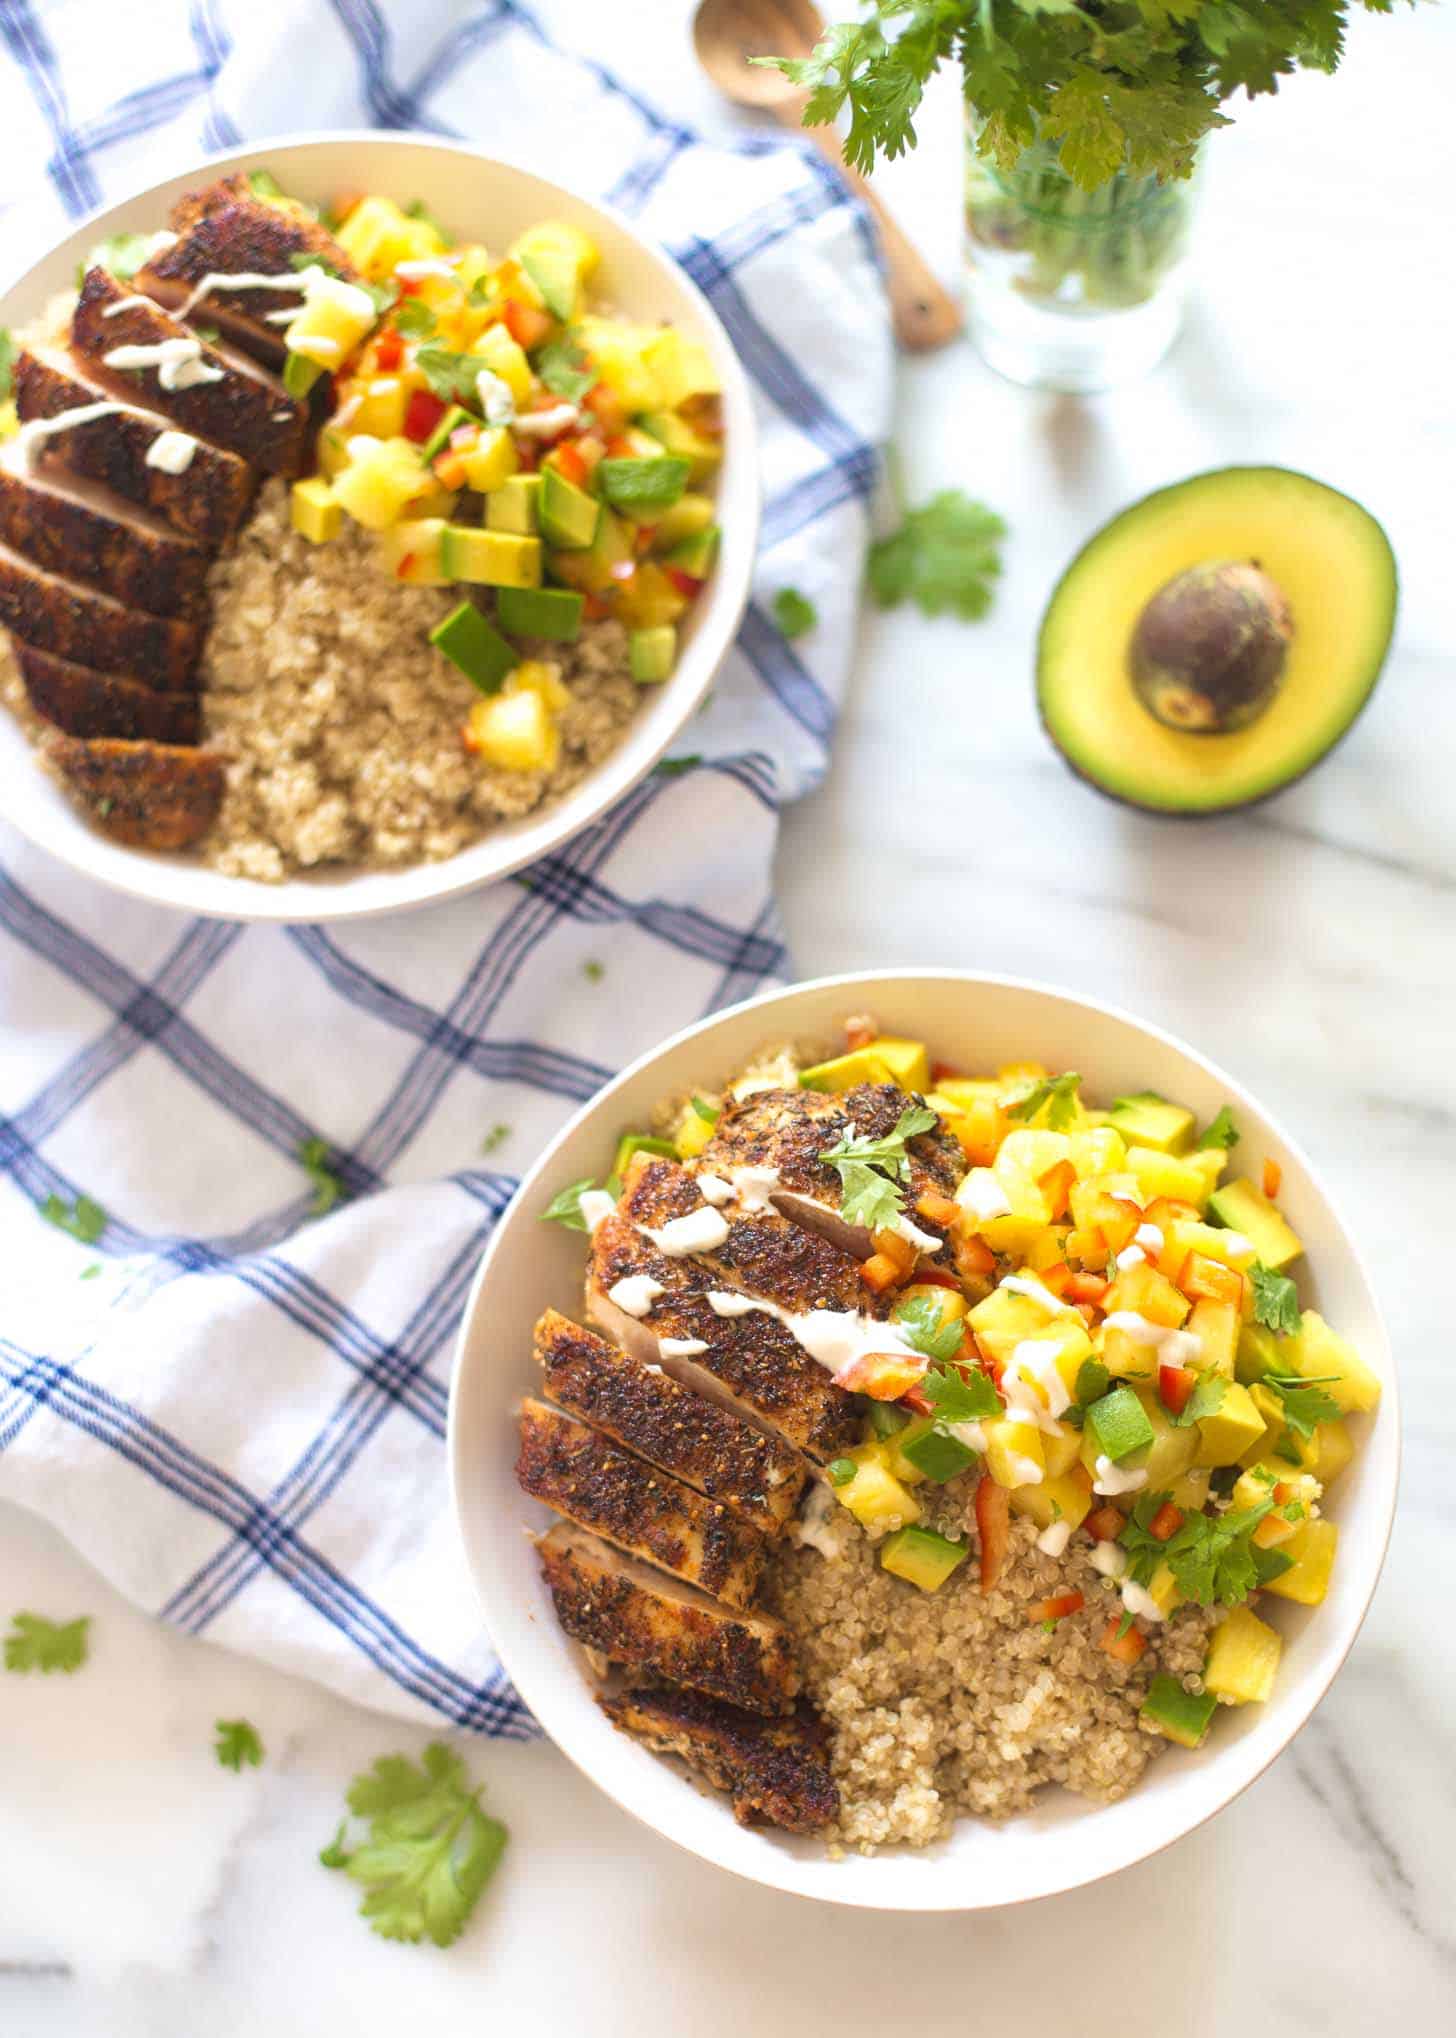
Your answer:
[1037,467,1398,814]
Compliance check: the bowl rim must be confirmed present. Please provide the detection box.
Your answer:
[447,966,1400,1909]
[0,129,760,923]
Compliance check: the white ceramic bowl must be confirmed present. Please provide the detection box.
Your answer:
[449,970,1398,1910]
[0,134,758,922]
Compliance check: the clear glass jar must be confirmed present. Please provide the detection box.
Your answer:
[964,124,1203,392]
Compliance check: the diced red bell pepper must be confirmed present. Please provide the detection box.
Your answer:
[1148,1501,1184,1542]
[582,592,613,621]
[633,523,657,555]
[551,440,589,488]
[664,566,704,599]
[1037,1262,1073,1297]
[975,1475,1010,1591]
[394,552,416,581]
[915,1188,960,1229]
[859,1252,903,1296]
[930,1061,966,1085]
[1089,1192,1141,1255]
[1099,1618,1148,1664]
[954,1234,996,1280]
[1028,1591,1084,1623]
[1179,1251,1245,1308]
[586,382,626,435]
[1158,1362,1197,1417]
[1064,1269,1110,1307]
[605,432,638,459]
[1038,1159,1077,1222]
[841,1353,925,1401]
[911,1265,962,1294]
[404,388,447,443]
[1084,1503,1127,1544]
[503,298,553,350]
[374,328,403,372]
[900,1382,934,1418]
[1263,1158,1283,1198]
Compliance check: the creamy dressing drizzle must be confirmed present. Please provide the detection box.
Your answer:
[13,403,125,468]
[1135,1222,1165,1252]
[955,1170,1012,1223]
[704,1287,924,1389]
[1000,1273,1081,1317]
[693,1174,735,1207]
[577,1188,617,1236]
[1102,1312,1202,1368]
[795,1479,843,1559]
[144,430,198,474]
[1119,1578,1165,1623]
[1036,1519,1074,1558]
[394,256,460,280]
[1089,1538,1128,1578]
[100,293,162,319]
[475,369,516,426]
[1093,1454,1149,1496]
[1115,1244,1146,1272]
[641,1206,731,1257]
[172,266,313,320]
[658,1336,710,1358]
[1001,1338,1073,1433]
[725,1163,781,1214]
[606,1274,665,1319]
[512,402,580,439]
[102,337,224,391]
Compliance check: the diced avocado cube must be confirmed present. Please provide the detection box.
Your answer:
[283,350,323,398]
[1238,1383,1288,1468]
[1108,1091,1196,1154]
[1261,1517,1338,1604]
[1204,1604,1282,1705]
[597,455,692,517]
[1207,1177,1303,1270]
[428,600,516,694]
[511,222,597,322]
[799,1037,931,1095]
[1140,1672,1218,1750]
[663,524,719,580]
[547,507,633,596]
[1086,1386,1155,1465]
[1235,1322,1282,1385]
[611,1132,677,1178]
[867,1403,910,1442]
[652,492,716,551]
[540,464,601,551]
[290,476,340,545]
[440,526,542,589]
[639,410,721,483]
[496,586,584,642]
[628,625,676,684]
[1137,1394,1199,1486]
[420,402,472,465]
[893,1418,979,1486]
[1192,1380,1268,1467]
[1280,1309,1381,1414]
[486,474,542,535]
[879,1525,968,1594]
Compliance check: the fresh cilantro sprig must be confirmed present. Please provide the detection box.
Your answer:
[320,1743,507,1947]
[1059,1356,1110,1429]
[535,331,595,402]
[540,1178,599,1231]
[868,488,1006,621]
[4,1612,90,1674]
[416,347,484,411]
[818,1103,938,1231]
[1197,1106,1240,1151]
[395,299,438,340]
[772,587,818,639]
[759,4,1403,192]
[1249,1262,1302,1337]
[1121,1492,1277,1609]
[1006,1071,1082,1131]
[892,1293,965,1365]
[920,1362,1002,1424]
[40,1192,107,1245]
[1169,1373,1227,1430]
[1261,1373,1341,1441]
[215,1719,264,1771]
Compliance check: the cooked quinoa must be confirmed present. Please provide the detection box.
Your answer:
[198,481,641,881]
[764,1496,1217,1853]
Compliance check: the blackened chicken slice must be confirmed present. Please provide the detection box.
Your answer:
[16,347,255,548]
[137,175,360,366]
[17,642,200,744]
[0,441,208,617]
[598,1686,838,1833]
[0,538,203,687]
[72,268,310,477]
[516,1397,766,1610]
[46,735,223,851]
[700,1082,963,1260]
[587,1211,860,1467]
[537,1524,798,1717]
[534,1310,806,1537]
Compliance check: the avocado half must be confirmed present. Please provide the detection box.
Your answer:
[1037,468,1398,815]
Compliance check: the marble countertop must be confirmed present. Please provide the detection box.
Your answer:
[4,6,1453,2032]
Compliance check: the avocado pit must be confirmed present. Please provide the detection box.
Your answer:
[1130,560,1293,734]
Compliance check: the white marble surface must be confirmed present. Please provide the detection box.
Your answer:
[4,5,1455,2031]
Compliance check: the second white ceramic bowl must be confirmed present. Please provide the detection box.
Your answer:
[0,133,758,921]
[449,970,1397,1909]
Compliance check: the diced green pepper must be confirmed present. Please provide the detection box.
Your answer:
[611,1132,677,1179]
[1086,1386,1155,1464]
[879,1525,968,1594]
[282,351,322,398]
[428,601,516,694]
[420,402,472,464]
[867,1402,910,1442]
[1139,1673,1219,1749]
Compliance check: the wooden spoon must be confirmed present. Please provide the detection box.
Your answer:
[692,0,963,352]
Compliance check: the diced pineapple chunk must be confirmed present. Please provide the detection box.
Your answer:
[1187,1297,1240,1378]
[1041,1426,1085,1480]
[1070,1126,1127,1179]
[833,1447,921,1533]
[1280,1311,1381,1415]
[993,1130,1074,1222]
[1262,1518,1338,1604]
[641,327,720,407]
[506,659,570,713]
[510,221,599,322]
[1308,1419,1354,1487]
[464,688,560,773]
[282,272,378,368]
[471,323,533,406]
[983,1415,1045,1490]
[673,1105,716,1161]
[1165,1218,1257,1274]
[968,1288,1060,1367]
[351,376,409,438]
[289,476,340,544]
[375,518,449,585]
[460,425,518,494]
[1125,1147,1212,1205]
[576,316,661,409]
[1009,1463,1092,1531]
[335,194,445,276]
[1204,1605,1282,1704]
[332,436,436,531]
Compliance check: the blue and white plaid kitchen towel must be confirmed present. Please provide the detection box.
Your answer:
[0,0,892,1731]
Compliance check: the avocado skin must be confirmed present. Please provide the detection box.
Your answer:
[1036,466,1398,818]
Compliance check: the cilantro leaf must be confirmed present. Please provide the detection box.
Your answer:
[582,960,605,983]
[653,754,701,778]
[4,1612,90,1674]
[299,1137,345,1219]
[1169,1372,1228,1429]
[827,1456,857,1487]
[772,587,818,639]
[1197,1105,1240,1151]
[215,1718,264,1771]
[1164,1504,1273,1609]
[1249,1262,1302,1337]
[41,1192,107,1245]
[480,1123,511,1156]
[88,232,156,281]
[322,1743,506,1947]
[868,489,1005,620]
[1006,1071,1082,1131]
[690,1095,720,1125]
[819,1103,938,1231]
[536,331,595,403]
[394,299,437,340]
[415,347,484,411]
[892,1293,965,1365]
[920,1363,1002,1424]
[1261,1373,1341,1441]
[540,1177,598,1231]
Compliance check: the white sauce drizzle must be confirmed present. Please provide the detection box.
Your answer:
[707,1290,757,1318]
[693,1174,735,1207]
[658,1336,710,1358]
[1037,1519,1074,1558]
[394,256,460,280]
[955,1170,1012,1223]
[1102,1312,1202,1368]
[795,1479,844,1559]
[1000,1273,1082,1317]
[13,402,125,469]
[1135,1222,1165,1253]
[703,1288,924,1390]
[1115,1244,1146,1272]
[1001,1339,1073,1433]
[893,1213,944,1255]
[512,401,580,439]
[1119,1578,1165,1623]
[726,1163,781,1214]
[641,1206,731,1257]
[606,1274,664,1319]
[1089,1539,1128,1578]
[172,266,314,320]
[144,430,198,474]
[1093,1454,1149,1497]
[100,293,162,319]
[1214,1229,1254,1260]
[577,1188,617,1236]
[102,337,223,391]
[475,369,516,426]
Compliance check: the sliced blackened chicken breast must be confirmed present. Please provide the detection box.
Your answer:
[587,1210,860,1466]
[72,268,310,477]
[537,1524,799,1716]
[0,442,208,617]
[534,1310,806,1537]
[0,539,202,686]
[137,176,360,366]
[46,735,223,850]
[599,1686,838,1833]
[516,1397,765,1610]
[16,348,255,547]
[701,1082,963,1260]
[16,642,199,744]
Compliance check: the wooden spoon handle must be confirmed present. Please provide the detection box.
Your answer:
[795,116,963,351]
